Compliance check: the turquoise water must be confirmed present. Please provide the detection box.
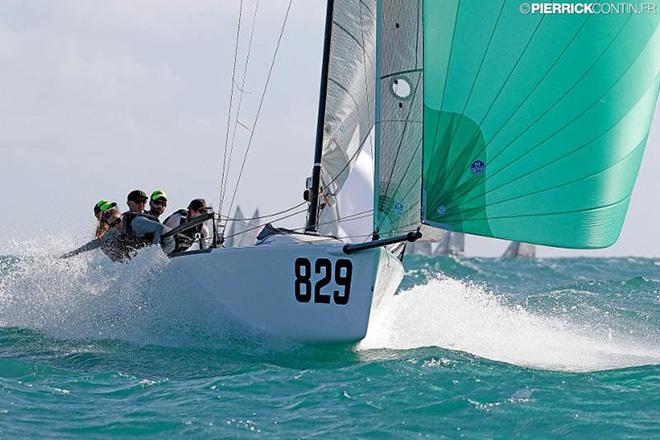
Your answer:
[0,250,658,438]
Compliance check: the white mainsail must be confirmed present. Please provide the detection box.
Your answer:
[319,147,374,242]
[319,0,377,203]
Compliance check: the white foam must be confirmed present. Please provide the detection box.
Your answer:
[359,277,660,372]
[0,245,248,346]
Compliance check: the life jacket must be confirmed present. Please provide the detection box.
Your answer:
[164,209,202,253]
[117,212,159,257]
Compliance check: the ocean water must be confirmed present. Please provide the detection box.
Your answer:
[0,246,659,438]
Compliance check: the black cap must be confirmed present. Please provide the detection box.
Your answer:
[187,198,207,212]
[127,190,148,203]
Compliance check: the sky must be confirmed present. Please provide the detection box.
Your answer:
[0,0,658,257]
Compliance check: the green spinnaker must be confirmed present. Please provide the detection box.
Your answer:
[422,0,660,248]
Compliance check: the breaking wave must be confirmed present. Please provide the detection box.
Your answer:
[360,276,660,372]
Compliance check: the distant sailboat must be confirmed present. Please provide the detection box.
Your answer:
[224,206,261,247]
[407,231,465,257]
[437,232,465,257]
[243,208,261,246]
[502,242,537,259]
[223,206,244,248]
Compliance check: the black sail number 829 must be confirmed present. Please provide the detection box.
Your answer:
[294,258,352,305]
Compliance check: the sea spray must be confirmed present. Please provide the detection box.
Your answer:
[0,248,261,348]
[360,276,660,372]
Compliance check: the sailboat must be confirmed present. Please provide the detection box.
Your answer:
[407,231,465,257]
[224,207,262,248]
[162,0,658,343]
[222,206,245,248]
[502,241,537,259]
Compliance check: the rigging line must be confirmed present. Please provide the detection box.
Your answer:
[336,232,374,240]
[238,201,307,221]
[232,80,251,94]
[289,229,375,241]
[290,212,374,233]
[331,212,374,226]
[223,206,307,240]
[322,210,374,226]
[307,208,374,227]
[219,0,244,213]
[225,0,294,220]
[289,208,374,230]
[220,0,261,216]
[224,218,256,228]
[219,200,307,236]
[236,120,252,131]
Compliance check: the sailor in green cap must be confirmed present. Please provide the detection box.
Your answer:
[94,199,117,220]
[93,199,118,238]
[145,190,168,220]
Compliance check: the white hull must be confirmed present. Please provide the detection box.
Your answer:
[169,240,403,343]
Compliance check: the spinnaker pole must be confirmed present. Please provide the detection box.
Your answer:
[305,0,334,233]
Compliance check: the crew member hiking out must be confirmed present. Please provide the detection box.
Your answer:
[145,190,168,220]
[163,198,211,253]
[62,207,164,262]
[125,189,148,214]
[93,199,117,238]
[63,193,166,262]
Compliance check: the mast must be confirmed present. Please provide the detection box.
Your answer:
[305,0,335,233]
